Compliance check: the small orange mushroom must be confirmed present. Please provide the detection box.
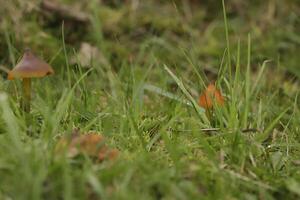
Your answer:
[8,48,54,112]
[198,83,224,109]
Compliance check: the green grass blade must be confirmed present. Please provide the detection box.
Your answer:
[242,34,251,128]
[255,107,290,143]
[164,65,210,126]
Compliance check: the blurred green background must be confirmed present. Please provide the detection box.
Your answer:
[0,0,299,78]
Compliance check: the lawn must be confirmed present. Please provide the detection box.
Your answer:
[0,0,300,199]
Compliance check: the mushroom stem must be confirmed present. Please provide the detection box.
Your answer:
[22,78,31,112]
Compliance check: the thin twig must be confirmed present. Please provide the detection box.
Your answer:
[40,0,90,23]
[173,128,260,133]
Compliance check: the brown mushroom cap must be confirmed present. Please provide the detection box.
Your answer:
[8,49,54,80]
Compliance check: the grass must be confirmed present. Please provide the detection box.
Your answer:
[0,0,300,199]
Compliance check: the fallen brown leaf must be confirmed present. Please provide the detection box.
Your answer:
[71,42,109,68]
[55,129,118,162]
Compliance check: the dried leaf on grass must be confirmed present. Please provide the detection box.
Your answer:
[55,129,118,162]
[71,42,109,68]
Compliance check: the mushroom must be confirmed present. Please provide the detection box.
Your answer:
[198,83,224,110]
[8,48,54,112]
